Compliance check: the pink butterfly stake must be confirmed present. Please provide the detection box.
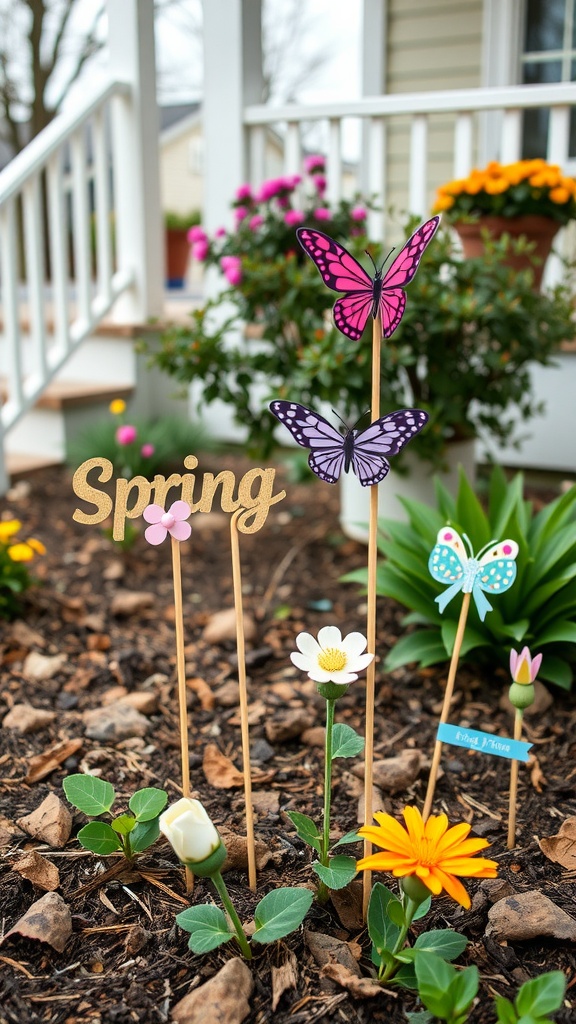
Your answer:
[296,216,440,340]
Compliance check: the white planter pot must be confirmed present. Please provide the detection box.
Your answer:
[339,440,477,543]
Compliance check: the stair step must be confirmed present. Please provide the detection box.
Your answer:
[6,452,63,478]
[35,380,134,411]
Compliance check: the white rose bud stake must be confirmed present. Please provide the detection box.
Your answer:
[159,798,226,876]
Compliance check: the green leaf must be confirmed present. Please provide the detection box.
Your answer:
[331,723,365,759]
[252,887,313,944]
[129,787,168,822]
[413,895,432,921]
[537,655,572,690]
[385,630,448,671]
[111,814,136,835]
[130,816,160,853]
[176,905,234,954]
[332,829,361,848]
[312,856,358,891]
[515,971,566,1017]
[455,470,491,547]
[393,961,418,990]
[413,929,468,962]
[415,952,457,1016]
[441,620,490,658]
[63,774,115,816]
[286,811,322,854]
[449,965,479,1016]
[405,1012,434,1024]
[537,620,576,645]
[387,900,406,928]
[495,995,518,1024]
[367,883,401,954]
[77,821,122,855]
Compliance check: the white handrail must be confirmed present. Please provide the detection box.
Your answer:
[244,82,576,125]
[0,78,130,204]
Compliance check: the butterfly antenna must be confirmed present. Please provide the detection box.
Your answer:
[379,248,395,273]
[462,532,474,558]
[365,249,379,274]
[331,408,349,431]
[476,538,499,560]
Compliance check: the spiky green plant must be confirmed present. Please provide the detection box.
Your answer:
[343,465,576,689]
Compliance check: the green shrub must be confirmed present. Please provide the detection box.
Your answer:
[343,465,576,689]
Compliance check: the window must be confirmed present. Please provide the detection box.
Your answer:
[521,0,576,157]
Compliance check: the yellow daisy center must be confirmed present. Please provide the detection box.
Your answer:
[317,647,347,673]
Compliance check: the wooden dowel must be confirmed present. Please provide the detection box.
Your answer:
[362,314,382,919]
[230,511,257,891]
[422,591,471,821]
[507,709,524,849]
[171,536,193,893]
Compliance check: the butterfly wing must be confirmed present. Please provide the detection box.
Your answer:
[378,216,440,338]
[476,539,519,598]
[297,227,375,341]
[333,292,374,341]
[351,409,429,486]
[428,527,470,613]
[269,400,345,484]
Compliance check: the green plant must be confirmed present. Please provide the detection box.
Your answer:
[0,519,45,620]
[433,158,576,224]
[164,209,201,231]
[406,967,566,1024]
[344,464,576,689]
[67,410,211,481]
[62,774,167,863]
[150,206,574,468]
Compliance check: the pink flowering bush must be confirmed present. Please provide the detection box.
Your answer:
[152,156,377,456]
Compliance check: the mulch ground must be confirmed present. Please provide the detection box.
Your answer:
[1,456,576,1024]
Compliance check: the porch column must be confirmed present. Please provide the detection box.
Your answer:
[108,0,164,321]
[361,0,387,237]
[203,0,263,233]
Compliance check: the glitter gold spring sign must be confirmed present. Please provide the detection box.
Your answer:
[73,454,286,890]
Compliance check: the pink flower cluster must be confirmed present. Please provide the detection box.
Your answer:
[115,424,155,459]
[220,255,242,286]
[188,224,209,261]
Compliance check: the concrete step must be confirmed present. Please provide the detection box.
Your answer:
[6,451,63,479]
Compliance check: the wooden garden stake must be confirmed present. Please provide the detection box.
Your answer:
[230,510,257,891]
[422,591,471,821]
[170,535,194,893]
[507,708,524,849]
[362,313,382,919]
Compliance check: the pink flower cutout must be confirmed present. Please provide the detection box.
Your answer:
[116,424,137,445]
[143,501,192,546]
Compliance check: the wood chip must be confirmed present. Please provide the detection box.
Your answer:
[22,651,67,681]
[202,744,244,789]
[3,891,72,952]
[539,816,576,870]
[321,962,384,998]
[24,738,84,784]
[17,793,72,849]
[171,956,253,1023]
[272,949,298,1012]
[13,850,60,891]
[186,676,215,711]
[2,704,56,734]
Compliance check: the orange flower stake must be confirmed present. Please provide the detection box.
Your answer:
[357,805,498,909]
[230,511,257,891]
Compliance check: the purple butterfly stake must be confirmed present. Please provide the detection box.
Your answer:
[296,217,440,341]
[269,401,428,486]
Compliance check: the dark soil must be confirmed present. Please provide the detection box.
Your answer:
[1,457,575,1024]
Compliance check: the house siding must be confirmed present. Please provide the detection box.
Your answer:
[384,0,484,215]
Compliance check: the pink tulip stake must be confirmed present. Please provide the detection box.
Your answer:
[230,510,257,891]
[507,647,542,849]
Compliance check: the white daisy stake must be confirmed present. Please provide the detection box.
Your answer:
[290,626,373,903]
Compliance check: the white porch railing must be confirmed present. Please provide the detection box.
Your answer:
[242,82,576,237]
[0,0,162,495]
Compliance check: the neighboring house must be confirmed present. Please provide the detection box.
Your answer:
[159,102,285,222]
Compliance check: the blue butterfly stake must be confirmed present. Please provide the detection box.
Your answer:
[428,527,519,621]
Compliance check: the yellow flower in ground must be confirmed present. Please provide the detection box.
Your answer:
[357,805,498,909]
[484,176,509,195]
[8,542,35,562]
[109,398,126,416]
[0,520,21,543]
[26,538,46,555]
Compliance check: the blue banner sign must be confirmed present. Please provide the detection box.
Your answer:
[437,723,532,762]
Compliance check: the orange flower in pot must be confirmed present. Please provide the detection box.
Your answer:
[433,159,576,288]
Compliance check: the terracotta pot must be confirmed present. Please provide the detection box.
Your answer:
[454,215,560,290]
[165,227,191,289]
